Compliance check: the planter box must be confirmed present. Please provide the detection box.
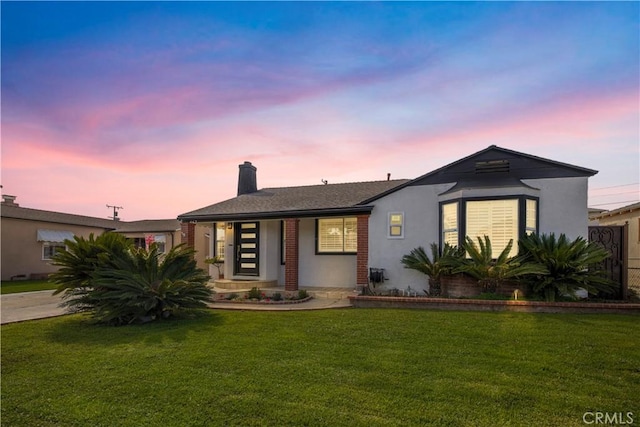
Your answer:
[441,274,480,298]
[440,275,528,298]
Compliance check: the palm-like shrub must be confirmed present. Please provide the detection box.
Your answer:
[518,233,616,301]
[51,232,132,292]
[456,236,547,292]
[51,235,212,325]
[401,243,463,296]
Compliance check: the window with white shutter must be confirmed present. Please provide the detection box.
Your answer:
[317,218,358,254]
[466,199,519,257]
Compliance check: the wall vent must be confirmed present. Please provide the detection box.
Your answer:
[475,160,510,174]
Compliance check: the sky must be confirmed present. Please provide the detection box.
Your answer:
[2,1,638,221]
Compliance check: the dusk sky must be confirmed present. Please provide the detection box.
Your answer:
[2,2,638,221]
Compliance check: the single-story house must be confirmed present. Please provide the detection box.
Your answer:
[178,145,597,293]
[0,195,182,281]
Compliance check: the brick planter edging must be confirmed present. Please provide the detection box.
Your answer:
[213,297,313,305]
[348,296,640,314]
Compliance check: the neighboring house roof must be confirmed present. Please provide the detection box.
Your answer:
[590,201,640,220]
[1,204,118,229]
[113,219,181,233]
[178,179,410,221]
[361,145,599,203]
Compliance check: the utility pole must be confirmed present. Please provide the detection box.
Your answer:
[106,204,123,221]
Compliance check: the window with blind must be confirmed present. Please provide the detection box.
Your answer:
[214,223,226,260]
[466,199,519,257]
[317,217,357,254]
[440,197,538,256]
[442,202,459,247]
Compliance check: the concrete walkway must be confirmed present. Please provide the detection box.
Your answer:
[1,289,353,324]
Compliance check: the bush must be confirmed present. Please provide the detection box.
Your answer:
[518,233,616,301]
[401,243,463,296]
[247,287,262,300]
[51,235,212,325]
[298,289,309,300]
[272,292,283,301]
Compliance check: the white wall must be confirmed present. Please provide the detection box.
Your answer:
[368,176,591,292]
[298,218,356,287]
[522,177,590,240]
[368,183,454,293]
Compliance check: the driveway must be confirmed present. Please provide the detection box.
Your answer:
[1,290,352,324]
[1,290,67,324]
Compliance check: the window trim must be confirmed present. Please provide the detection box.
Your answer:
[315,217,358,255]
[42,242,66,261]
[439,195,539,251]
[387,212,405,239]
[280,220,286,265]
[213,223,226,261]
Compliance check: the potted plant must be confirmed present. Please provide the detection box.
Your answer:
[204,256,225,279]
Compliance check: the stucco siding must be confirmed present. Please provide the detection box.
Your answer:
[298,218,356,287]
[368,184,454,292]
[1,218,108,281]
[522,177,590,240]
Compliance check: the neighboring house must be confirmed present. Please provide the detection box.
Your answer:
[590,202,640,291]
[178,145,597,293]
[0,196,184,281]
[113,220,181,254]
[1,196,117,281]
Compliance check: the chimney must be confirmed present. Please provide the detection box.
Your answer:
[237,161,257,196]
[1,195,18,207]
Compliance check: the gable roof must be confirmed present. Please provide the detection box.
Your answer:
[590,201,640,220]
[178,179,410,221]
[361,145,598,204]
[1,204,119,229]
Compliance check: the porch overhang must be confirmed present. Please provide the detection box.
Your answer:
[177,206,374,223]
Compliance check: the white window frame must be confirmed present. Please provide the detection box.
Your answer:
[42,242,66,260]
[316,217,357,254]
[388,212,405,239]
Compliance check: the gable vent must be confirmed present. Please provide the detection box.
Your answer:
[475,159,510,174]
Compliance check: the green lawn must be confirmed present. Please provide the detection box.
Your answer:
[1,279,57,294]
[1,309,638,426]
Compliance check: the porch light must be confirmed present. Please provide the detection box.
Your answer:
[227,222,233,230]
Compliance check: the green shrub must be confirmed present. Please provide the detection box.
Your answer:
[247,287,263,300]
[518,233,616,301]
[51,237,212,325]
[298,289,309,299]
[272,292,283,301]
[455,236,546,293]
[401,243,463,296]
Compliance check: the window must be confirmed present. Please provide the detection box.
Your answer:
[317,217,357,253]
[214,223,226,260]
[388,212,404,238]
[466,199,519,257]
[440,197,538,256]
[154,235,167,254]
[442,202,459,247]
[280,221,286,265]
[42,242,65,260]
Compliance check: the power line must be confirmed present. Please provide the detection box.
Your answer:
[589,200,639,207]
[590,183,638,191]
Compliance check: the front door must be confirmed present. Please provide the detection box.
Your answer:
[234,222,260,276]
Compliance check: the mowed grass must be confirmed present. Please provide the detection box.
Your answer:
[2,309,638,426]
[1,280,57,294]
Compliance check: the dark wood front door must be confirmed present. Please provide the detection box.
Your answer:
[234,222,260,276]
